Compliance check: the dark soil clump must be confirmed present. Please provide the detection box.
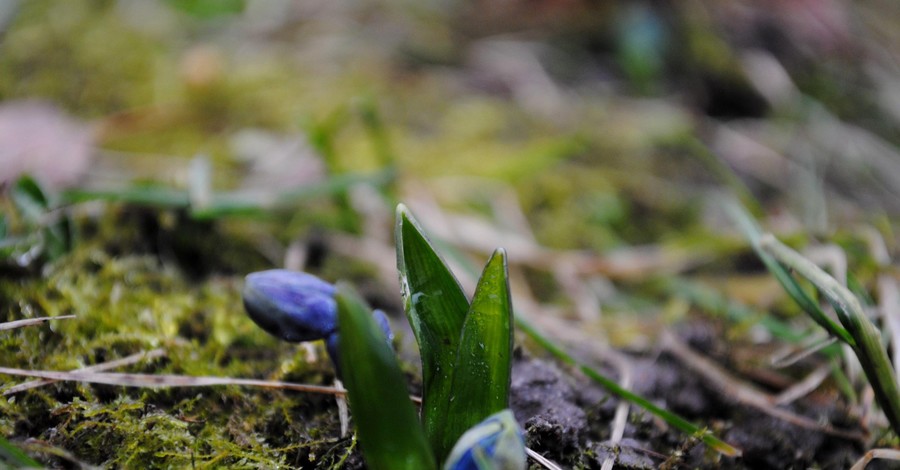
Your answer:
[508,330,868,469]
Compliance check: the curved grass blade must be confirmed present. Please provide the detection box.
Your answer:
[335,283,436,470]
[395,204,470,454]
[725,199,855,346]
[61,170,396,220]
[760,235,900,436]
[442,249,514,462]
[515,318,742,457]
[0,436,40,468]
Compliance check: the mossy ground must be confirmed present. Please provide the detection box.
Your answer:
[0,216,359,468]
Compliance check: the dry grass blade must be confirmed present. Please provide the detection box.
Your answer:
[864,227,900,379]
[3,349,166,396]
[850,448,900,470]
[769,335,837,369]
[0,367,346,395]
[526,447,563,470]
[660,331,865,442]
[602,358,633,470]
[773,364,831,406]
[0,366,426,403]
[0,315,76,330]
[334,378,349,437]
[22,438,102,470]
[878,275,900,372]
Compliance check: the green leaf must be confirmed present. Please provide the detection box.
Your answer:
[0,436,40,468]
[442,249,514,462]
[759,235,900,436]
[164,0,244,18]
[395,204,471,455]
[11,176,49,223]
[392,204,739,458]
[10,175,71,261]
[60,169,395,221]
[335,283,436,470]
[724,199,855,346]
[61,185,191,208]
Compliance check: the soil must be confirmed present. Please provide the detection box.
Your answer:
[507,335,870,469]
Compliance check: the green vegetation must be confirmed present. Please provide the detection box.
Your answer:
[0,242,351,467]
[336,284,435,470]
[2,1,899,468]
[335,205,519,468]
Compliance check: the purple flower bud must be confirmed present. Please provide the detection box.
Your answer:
[242,269,338,342]
[243,270,396,378]
[373,309,395,345]
[325,309,394,378]
[444,409,526,470]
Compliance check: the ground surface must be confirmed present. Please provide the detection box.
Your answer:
[2,1,900,468]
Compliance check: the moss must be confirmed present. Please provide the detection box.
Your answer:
[0,226,352,468]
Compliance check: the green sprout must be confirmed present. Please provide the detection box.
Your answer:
[2,175,72,268]
[243,203,523,469]
[244,201,747,466]
[729,200,900,436]
[395,204,514,462]
[334,204,521,468]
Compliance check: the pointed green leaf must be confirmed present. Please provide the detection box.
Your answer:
[336,283,436,470]
[395,204,471,453]
[440,249,514,462]
[11,175,49,223]
[0,436,40,468]
[725,199,855,346]
[759,235,900,436]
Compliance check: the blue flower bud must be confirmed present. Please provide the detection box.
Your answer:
[443,409,526,470]
[242,269,338,342]
[243,270,396,377]
[373,309,395,345]
[325,309,395,377]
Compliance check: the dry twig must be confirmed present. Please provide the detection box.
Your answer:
[0,315,76,331]
[3,348,165,396]
[660,331,865,442]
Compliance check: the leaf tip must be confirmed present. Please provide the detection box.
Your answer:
[396,203,411,221]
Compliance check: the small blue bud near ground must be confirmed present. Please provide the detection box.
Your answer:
[443,409,526,470]
[242,269,394,375]
[243,270,338,342]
